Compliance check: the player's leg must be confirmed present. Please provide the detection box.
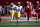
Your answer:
[27,10,30,23]
[38,18,40,22]
[13,11,15,20]
[27,13,30,23]
[15,13,19,24]
[38,17,40,22]
[13,15,14,20]
[38,15,39,22]
[27,9,30,23]
[10,15,14,23]
[17,18,19,24]
[17,13,20,24]
[10,11,15,23]
[38,12,40,22]
[30,10,32,18]
[36,12,38,19]
[25,12,27,20]
[36,12,38,23]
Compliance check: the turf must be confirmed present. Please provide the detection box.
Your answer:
[0,17,40,27]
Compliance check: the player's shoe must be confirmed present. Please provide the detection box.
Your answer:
[17,18,19,24]
[27,20,30,23]
[10,21,12,23]
[13,18,14,20]
[17,21,19,24]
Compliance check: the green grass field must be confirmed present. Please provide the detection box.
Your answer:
[0,17,40,27]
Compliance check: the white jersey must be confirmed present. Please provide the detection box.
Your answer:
[0,6,2,12]
[15,6,22,13]
[9,5,16,13]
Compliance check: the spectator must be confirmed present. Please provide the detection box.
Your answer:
[2,6,4,16]
[0,6,2,15]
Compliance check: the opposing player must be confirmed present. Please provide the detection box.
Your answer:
[37,3,40,22]
[9,3,16,23]
[25,2,34,23]
[28,2,34,18]
[15,2,23,24]
[36,1,39,23]
[24,1,29,20]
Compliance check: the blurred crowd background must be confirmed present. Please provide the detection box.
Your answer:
[0,0,40,16]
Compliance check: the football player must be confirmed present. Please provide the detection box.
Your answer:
[9,3,16,23]
[28,2,34,18]
[37,3,40,22]
[36,1,39,23]
[24,1,29,20]
[15,2,23,24]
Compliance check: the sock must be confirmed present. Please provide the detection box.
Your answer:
[37,18,39,22]
[28,20,29,23]
[17,18,19,24]
[13,15,14,20]
[36,17,38,23]
[25,15,27,20]
[26,15,27,19]
[11,15,13,23]
[27,17,29,23]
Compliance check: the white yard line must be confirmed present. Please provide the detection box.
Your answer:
[1,20,38,21]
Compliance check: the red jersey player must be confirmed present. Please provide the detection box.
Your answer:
[36,1,39,23]
[37,3,40,22]
[24,1,29,20]
[28,2,34,18]
[25,1,31,23]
